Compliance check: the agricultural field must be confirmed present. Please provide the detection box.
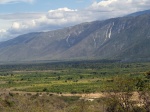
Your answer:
[0,61,150,112]
[0,61,150,93]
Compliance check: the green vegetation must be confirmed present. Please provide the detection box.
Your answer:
[0,61,150,111]
[0,61,149,93]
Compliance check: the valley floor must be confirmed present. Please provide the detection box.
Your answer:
[0,61,150,111]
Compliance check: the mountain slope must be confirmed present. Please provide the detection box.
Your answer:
[0,12,150,62]
[126,9,150,17]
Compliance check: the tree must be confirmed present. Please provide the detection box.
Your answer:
[104,76,138,112]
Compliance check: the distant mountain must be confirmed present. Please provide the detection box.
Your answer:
[0,10,150,62]
[126,9,150,17]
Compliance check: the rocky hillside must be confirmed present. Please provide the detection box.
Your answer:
[0,11,150,62]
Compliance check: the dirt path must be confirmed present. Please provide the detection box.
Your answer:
[0,88,105,99]
[0,88,140,101]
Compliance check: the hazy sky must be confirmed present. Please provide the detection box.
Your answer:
[0,0,150,41]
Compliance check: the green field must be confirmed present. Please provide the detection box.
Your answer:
[0,61,149,93]
[0,61,150,112]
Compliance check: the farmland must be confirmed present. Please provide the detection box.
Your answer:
[0,61,150,112]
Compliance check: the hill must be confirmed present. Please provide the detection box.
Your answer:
[0,11,150,62]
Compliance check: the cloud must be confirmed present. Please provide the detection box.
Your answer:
[89,0,150,15]
[0,13,45,20]
[0,29,9,41]
[0,0,150,41]
[0,0,34,4]
[47,7,77,19]
[12,22,20,29]
[0,7,89,41]
[0,8,88,41]
[84,0,150,21]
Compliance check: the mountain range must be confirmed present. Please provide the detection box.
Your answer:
[0,10,150,63]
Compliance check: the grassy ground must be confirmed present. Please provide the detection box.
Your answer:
[0,62,149,93]
[0,61,150,112]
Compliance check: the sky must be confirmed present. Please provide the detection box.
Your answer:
[0,0,150,42]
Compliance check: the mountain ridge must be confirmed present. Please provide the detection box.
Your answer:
[0,10,150,62]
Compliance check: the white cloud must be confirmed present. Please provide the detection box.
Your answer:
[0,29,6,33]
[0,0,150,41]
[0,0,34,4]
[0,13,45,20]
[0,29,10,41]
[47,7,77,19]
[12,22,20,29]
[4,7,86,39]
[84,0,150,21]
[89,0,150,15]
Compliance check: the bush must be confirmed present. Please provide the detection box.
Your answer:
[43,88,48,92]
